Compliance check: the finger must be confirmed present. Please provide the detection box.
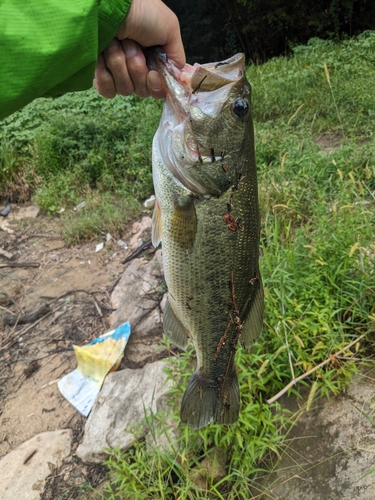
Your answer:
[93,54,116,98]
[147,70,166,99]
[121,40,150,98]
[103,39,134,96]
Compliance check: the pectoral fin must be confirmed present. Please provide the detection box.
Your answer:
[241,277,264,348]
[151,198,162,248]
[170,196,197,250]
[163,298,190,350]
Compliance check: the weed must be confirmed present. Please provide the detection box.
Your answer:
[0,91,161,235]
[61,193,141,246]
[56,482,93,500]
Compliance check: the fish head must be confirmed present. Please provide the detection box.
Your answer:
[152,50,253,196]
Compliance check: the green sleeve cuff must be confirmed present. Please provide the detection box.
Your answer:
[98,0,132,53]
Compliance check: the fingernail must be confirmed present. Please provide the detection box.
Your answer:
[148,70,163,91]
[122,39,138,57]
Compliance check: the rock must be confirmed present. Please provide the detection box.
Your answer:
[128,216,152,250]
[95,242,104,252]
[0,429,72,500]
[110,250,166,367]
[0,247,14,260]
[251,375,375,499]
[117,239,128,250]
[191,447,227,490]
[0,204,11,217]
[76,360,173,464]
[12,205,40,220]
[144,195,155,210]
[0,219,14,234]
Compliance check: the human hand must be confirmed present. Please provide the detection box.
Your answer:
[94,0,185,99]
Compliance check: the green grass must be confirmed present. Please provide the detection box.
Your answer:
[0,91,161,243]
[1,31,375,499]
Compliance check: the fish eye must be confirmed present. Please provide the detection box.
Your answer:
[232,98,249,119]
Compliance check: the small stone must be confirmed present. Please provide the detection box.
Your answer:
[0,248,14,260]
[144,195,155,209]
[95,242,104,252]
[0,219,15,234]
[117,240,128,250]
[129,216,152,250]
[0,205,11,217]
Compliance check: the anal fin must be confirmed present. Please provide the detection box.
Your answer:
[163,298,190,350]
[241,275,264,348]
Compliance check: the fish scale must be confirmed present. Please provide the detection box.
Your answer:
[151,50,264,429]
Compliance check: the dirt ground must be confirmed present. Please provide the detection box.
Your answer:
[0,203,153,498]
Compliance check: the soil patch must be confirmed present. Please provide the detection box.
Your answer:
[313,132,344,154]
[0,203,153,497]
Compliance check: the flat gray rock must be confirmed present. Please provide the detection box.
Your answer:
[110,250,167,368]
[0,429,72,500]
[252,373,375,499]
[76,359,173,463]
[11,204,40,220]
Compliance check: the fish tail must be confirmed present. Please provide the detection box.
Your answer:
[180,371,240,429]
[215,371,240,426]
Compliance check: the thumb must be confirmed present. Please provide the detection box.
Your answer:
[117,0,186,69]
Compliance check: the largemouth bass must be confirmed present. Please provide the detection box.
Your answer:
[151,50,264,429]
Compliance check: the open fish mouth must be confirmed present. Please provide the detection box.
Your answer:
[149,49,249,192]
[149,48,246,120]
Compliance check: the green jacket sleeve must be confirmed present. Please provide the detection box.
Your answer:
[0,0,131,121]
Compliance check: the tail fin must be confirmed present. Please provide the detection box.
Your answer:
[180,371,240,429]
[215,373,240,426]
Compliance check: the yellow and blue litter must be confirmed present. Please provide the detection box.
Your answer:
[58,322,131,416]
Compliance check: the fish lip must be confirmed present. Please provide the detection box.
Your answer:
[147,46,168,67]
[148,47,191,117]
[149,48,245,107]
